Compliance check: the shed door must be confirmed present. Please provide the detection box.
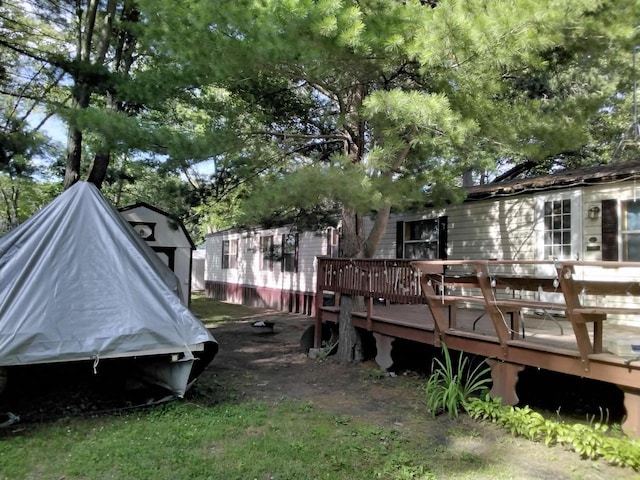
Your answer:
[152,246,176,271]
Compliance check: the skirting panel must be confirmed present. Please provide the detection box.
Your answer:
[204,281,316,315]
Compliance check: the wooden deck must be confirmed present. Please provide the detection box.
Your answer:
[315,258,640,437]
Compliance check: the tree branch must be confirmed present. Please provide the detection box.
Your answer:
[246,130,350,142]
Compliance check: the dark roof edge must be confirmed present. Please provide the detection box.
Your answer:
[119,202,196,250]
[466,160,640,201]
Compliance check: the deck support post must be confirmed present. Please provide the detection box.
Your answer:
[373,333,394,370]
[620,386,640,437]
[314,309,323,349]
[486,359,525,406]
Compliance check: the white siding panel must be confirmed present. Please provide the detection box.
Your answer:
[205,227,327,293]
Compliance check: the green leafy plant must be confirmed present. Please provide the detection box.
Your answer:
[466,395,640,471]
[424,343,492,418]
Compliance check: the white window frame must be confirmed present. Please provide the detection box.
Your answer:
[260,235,274,271]
[621,199,640,261]
[535,189,582,276]
[222,239,239,270]
[281,233,298,273]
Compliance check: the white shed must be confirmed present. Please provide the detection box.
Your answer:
[119,203,195,305]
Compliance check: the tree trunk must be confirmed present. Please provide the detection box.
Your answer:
[87,151,110,189]
[336,295,363,363]
[84,1,138,189]
[340,206,364,258]
[336,206,365,364]
[113,154,128,206]
[63,0,131,189]
[64,126,83,188]
[364,202,391,258]
[0,185,19,227]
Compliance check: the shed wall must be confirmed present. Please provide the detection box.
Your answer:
[120,206,193,305]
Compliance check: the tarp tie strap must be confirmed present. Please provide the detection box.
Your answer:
[92,355,100,375]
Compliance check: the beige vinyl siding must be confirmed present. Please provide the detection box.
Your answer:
[366,198,535,262]
[579,182,640,326]
[448,197,536,261]
[296,232,326,292]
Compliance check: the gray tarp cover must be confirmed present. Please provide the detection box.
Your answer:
[0,182,216,394]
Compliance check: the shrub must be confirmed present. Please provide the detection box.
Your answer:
[424,343,492,418]
[466,395,640,471]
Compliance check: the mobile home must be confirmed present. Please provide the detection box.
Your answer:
[205,226,339,314]
[205,161,640,315]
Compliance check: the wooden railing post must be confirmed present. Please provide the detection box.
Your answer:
[474,262,511,355]
[418,270,449,344]
[556,263,594,371]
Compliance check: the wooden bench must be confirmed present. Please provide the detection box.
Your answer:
[573,307,640,316]
[425,293,528,338]
[413,261,640,361]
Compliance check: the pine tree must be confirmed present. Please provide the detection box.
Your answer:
[154,0,636,361]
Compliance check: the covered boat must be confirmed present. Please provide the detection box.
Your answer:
[0,182,218,398]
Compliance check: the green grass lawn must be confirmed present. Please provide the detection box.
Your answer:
[0,401,446,480]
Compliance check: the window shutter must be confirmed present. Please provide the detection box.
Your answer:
[396,221,404,258]
[294,233,299,273]
[281,234,285,272]
[438,216,448,260]
[601,200,618,261]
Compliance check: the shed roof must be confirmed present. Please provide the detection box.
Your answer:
[119,202,196,249]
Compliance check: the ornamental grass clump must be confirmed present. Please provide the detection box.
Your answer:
[424,343,492,418]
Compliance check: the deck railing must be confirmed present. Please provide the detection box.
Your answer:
[317,257,427,304]
[317,257,640,366]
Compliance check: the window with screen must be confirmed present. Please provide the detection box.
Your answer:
[222,239,238,269]
[622,200,640,261]
[282,233,299,272]
[403,219,440,259]
[260,235,274,271]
